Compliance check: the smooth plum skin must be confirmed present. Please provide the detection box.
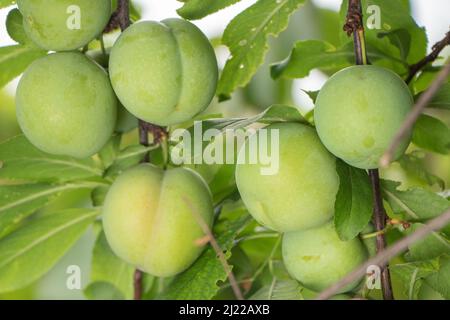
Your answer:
[109,19,218,126]
[18,0,111,51]
[282,223,368,293]
[16,52,117,158]
[314,65,413,169]
[102,164,214,277]
[235,123,339,232]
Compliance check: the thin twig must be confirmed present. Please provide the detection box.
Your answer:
[344,0,393,299]
[107,0,144,300]
[104,0,131,32]
[133,269,143,300]
[406,31,450,84]
[380,59,450,167]
[368,170,394,300]
[343,0,368,65]
[183,198,245,300]
[316,207,450,300]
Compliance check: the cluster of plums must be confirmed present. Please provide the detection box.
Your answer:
[236,67,413,294]
[15,0,413,294]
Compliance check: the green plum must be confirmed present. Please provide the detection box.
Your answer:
[102,164,214,277]
[235,122,339,232]
[109,19,218,126]
[18,0,111,51]
[16,52,117,158]
[282,223,368,293]
[314,65,413,169]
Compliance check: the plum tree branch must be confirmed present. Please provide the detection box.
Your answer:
[344,0,393,300]
[368,170,393,299]
[316,207,450,300]
[406,30,450,84]
[183,198,245,300]
[104,0,131,32]
[106,0,168,300]
[381,59,450,167]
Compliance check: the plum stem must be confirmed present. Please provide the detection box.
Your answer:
[406,30,450,84]
[345,0,394,300]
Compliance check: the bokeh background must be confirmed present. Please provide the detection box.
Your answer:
[0,0,449,299]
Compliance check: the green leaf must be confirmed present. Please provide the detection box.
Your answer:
[426,255,450,299]
[0,0,15,9]
[412,115,450,155]
[0,135,103,182]
[0,181,102,238]
[334,160,373,241]
[271,40,351,79]
[249,279,303,300]
[177,0,242,20]
[105,144,157,177]
[186,105,307,134]
[390,259,439,300]
[217,0,306,101]
[428,82,450,110]
[365,0,427,65]
[377,29,411,61]
[407,223,450,261]
[84,231,134,300]
[382,180,450,221]
[98,134,122,169]
[6,9,29,44]
[0,208,98,293]
[397,151,445,190]
[0,45,47,89]
[160,216,249,300]
[271,40,406,79]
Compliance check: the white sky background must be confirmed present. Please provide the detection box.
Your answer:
[0,0,449,107]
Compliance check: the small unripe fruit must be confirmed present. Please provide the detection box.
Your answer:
[109,19,218,126]
[282,223,368,293]
[16,52,117,158]
[235,123,339,232]
[314,65,413,169]
[17,0,111,51]
[102,164,214,277]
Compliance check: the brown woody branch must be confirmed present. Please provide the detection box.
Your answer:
[368,170,394,299]
[183,198,244,300]
[105,0,168,300]
[344,0,367,65]
[317,207,450,300]
[104,0,131,33]
[381,59,450,167]
[344,0,393,300]
[406,31,450,84]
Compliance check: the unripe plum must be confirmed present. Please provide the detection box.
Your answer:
[109,19,218,126]
[16,52,117,158]
[282,223,368,293]
[102,164,214,277]
[314,65,413,169]
[17,0,111,51]
[235,122,339,232]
